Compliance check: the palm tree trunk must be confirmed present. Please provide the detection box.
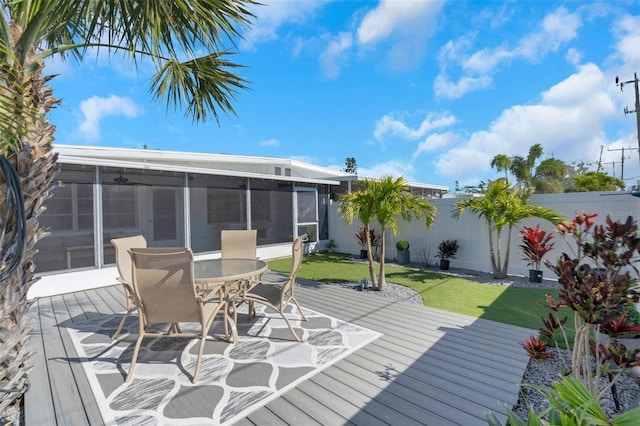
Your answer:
[0,64,59,411]
[500,225,514,277]
[365,229,377,289]
[377,229,386,291]
[487,225,500,277]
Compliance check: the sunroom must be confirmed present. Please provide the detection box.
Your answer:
[35,144,347,275]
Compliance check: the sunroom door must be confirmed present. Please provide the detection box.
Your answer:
[294,187,318,242]
[147,187,182,247]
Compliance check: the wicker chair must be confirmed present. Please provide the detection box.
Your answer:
[110,235,147,340]
[221,229,260,312]
[221,229,257,259]
[239,234,308,342]
[126,247,226,383]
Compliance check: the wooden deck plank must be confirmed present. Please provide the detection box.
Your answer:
[25,281,531,425]
[24,298,56,426]
[308,369,448,426]
[36,295,91,425]
[294,285,531,373]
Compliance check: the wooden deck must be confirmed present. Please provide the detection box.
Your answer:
[25,275,534,425]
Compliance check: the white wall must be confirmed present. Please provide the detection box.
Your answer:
[328,191,640,277]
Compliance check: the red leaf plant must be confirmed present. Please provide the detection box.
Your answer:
[520,224,555,270]
[520,335,553,361]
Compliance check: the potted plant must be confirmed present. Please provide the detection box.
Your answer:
[326,238,337,253]
[396,239,410,265]
[519,224,554,283]
[355,227,378,259]
[436,239,459,270]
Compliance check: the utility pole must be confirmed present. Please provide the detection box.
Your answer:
[616,73,640,165]
[607,146,635,180]
[597,145,604,172]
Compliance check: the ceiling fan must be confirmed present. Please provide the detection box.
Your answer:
[113,173,129,185]
[111,171,151,186]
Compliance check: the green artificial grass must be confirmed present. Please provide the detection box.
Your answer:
[268,252,571,335]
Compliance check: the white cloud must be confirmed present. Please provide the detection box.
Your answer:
[566,48,582,66]
[241,0,327,50]
[433,63,619,184]
[374,112,457,141]
[433,74,492,99]
[357,0,443,45]
[260,138,281,147]
[516,7,582,62]
[413,131,461,158]
[463,45,512,74]
[358,160,416,181]
[319,32,353,79]
[613,15,640,69]
[78,95,142,139]
[356,0,445,70]
[435,6,582,100]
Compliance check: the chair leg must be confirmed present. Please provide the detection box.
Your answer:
[279,311,302,342]
[290,297,308,321]
[111,307,135,340]
[125,334,145,382]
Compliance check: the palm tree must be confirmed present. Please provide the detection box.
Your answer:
[339,186,378,289]
[454,179,562,278]
[509,144,544,189]
[490,154,511,180]
[342,176,438,290]
[0,0,256,412]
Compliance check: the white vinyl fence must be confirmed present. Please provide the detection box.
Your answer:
[327,191,640,279]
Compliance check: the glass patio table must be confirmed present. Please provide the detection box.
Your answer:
[194,258,267,343]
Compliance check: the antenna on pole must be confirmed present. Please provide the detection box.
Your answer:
[616,73,640,166]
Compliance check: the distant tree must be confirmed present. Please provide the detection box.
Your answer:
[573,160,594,176]
[490,154,511,180]
[527,143,543,175]
[509,155,529,187]
[567,172,626,192]
[533,158,575,193]
[344,157,357,174]
[509,144,544,189]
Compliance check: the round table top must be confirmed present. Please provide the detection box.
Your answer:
[194,258,267,283]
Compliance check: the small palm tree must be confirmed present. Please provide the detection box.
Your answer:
[454,179,562,278]
[0,0,257,412]
[340,176,438,290]
[339,185,378,288]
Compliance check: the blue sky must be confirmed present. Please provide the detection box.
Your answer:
[46,0,640,189]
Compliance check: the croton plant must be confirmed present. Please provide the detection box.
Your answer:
[520,224,555,271]
[522,212,640,399]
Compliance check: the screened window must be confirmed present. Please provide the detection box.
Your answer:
[34,167,95,272]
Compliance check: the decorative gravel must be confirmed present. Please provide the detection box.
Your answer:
[310,258,640,420]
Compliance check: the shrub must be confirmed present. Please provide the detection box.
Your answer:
[436,239,459,260]
[396,239,409,251]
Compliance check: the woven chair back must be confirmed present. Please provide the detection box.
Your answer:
[129,247,200,324]
[221,229,257,259]
[111,235,147,284]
